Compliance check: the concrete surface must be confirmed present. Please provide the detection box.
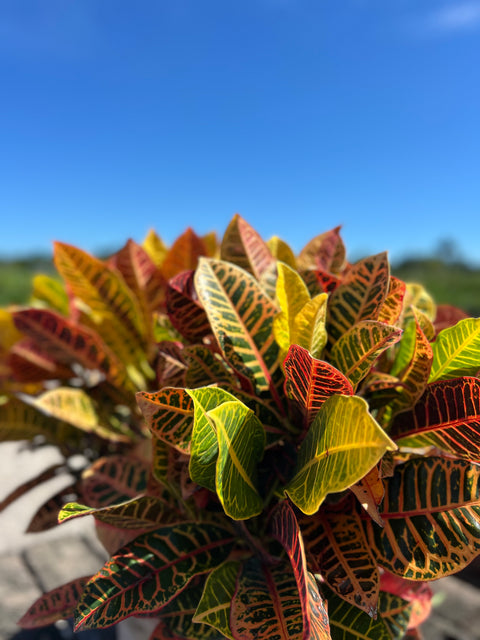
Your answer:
[1,441,479,639]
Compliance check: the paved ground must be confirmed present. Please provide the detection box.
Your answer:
[1,441,479,640]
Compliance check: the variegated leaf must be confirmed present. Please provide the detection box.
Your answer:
[301,508,379,616]
[81,455,149,508]
[161,227,208,281]
[231,556,304,640]
[183,345,236,389]
[377,276,406,326]
[187,386,240,492]
[193,560,240,638]
[31,273,69,315]
[283,345,353,437]
[53,243,148,370]
[220,214,275,281]
[143,228,168,267]
[18,576,91,629]
[323,585,392,639]
[271,500,313,639]
[391,377,480,462]
[58,495,182,529]
[286,395,396,515]
[208,400,265,520]
[74,523,236,630]
[364,456,480,579]
[327,252,390,347]
[137,387,194,454]
[194,258,284,410]
[429,318,480,382]
[12,308,135,392]
[350,465,385,526]
[297,227,345,273]
[330,321,402,388]
[166,270,211,342]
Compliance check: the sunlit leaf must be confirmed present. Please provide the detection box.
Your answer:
[208,399,265,520]
[429,318,480,382]
[137,387,194,454]
[283,345,353,437]
[274,262,311,357]
[31,273,69,315]
[327,252,390,347]
[286,394,396,515]
[220,214,274,281]
[267,235,297,269]
[378,276,406,326]
[293,293,329,360]
[187,386,239,492]
[391,377,480,462]
[364,456,480,579]
[143,228,168,267]
[297,227,345,273]
[194,258,284,409]
[350,465,385,526]
[330,321,402,388]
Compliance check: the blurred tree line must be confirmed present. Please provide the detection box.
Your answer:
[0,240,479,316]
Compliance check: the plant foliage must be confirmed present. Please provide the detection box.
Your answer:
[2,214,480,638]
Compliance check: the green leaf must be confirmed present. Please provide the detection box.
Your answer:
[324,585,393,640]
[364,456,480,579]
[31,273,69,315]
[208,400,265,520]
[193,560,240,638]
[286,395,397,515]
[429,318,480,382]
[81,454,149,508]
[74,523,235,630]
[231,557,304,640]
[194,258,284,410]
[187,386,239,492]
[330,321,402,388]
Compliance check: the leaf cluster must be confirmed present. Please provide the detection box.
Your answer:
[2,215,480,639]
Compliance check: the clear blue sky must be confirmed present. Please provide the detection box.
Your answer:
[1,0,479,265]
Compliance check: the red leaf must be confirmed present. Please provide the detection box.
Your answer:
[166,270,211,341]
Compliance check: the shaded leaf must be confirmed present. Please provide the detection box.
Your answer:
[231,556,304,640]
[74,523,235,630]
[18,576,92,629]
[166,270,211,342]
[323,585,392,640]
[193,560,240,638]
[161,228,208,281]
[349,465,385,527]
[301,508,379,616]
[81,454,149,508]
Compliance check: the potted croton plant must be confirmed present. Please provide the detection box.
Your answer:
[1,213,479,639]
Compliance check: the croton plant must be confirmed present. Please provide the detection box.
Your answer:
[1,214,479,639]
